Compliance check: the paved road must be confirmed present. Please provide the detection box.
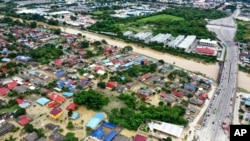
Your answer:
[197,9,240,141]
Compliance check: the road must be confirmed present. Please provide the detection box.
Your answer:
[197,9,240,141]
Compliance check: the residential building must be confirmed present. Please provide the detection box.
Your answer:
[49,131,65,141]
[133,134,147,141]
[23,131,38,141]
[50,108,63,119]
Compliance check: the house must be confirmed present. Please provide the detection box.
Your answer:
[0,122,15,136]
[17,115,32,126]
[116,85,128,93]
[45,123,60,131]
[184,83,196,92]
[47,101,58,109]
[13,86,27,94]
[50,108,63,119]
[24,131,38,141]
[189,98,204,106]
[165,95,176,103]
[172,90,184,98]
[86,113,105,129]
[49,131,65,141]
[145,75,161,86]
[0,88,10,96]
[106,81,117,89]
[133,134,147,141]
[7,81,18,89]
[199,92,208,100]
[160,93,167,99]
[66,103,78,111]
[48,93,66,104]
[16,56,31,62]
[113,134,130,141]
[200,83,210,90]
[138,73,152,82]
[137,89,153,100]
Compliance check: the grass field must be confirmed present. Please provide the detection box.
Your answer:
[137,14,184,23]
[236,20,250,42]
[0,105,19,114]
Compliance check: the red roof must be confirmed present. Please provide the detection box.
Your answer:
[106,81,117,89]
[55,59,63,67]
[48,93,66,103]
[160,93,167,98]
[94,66,103,71]
[172,90,184,98]
[0,88,10,96]
[1,68,8,73]
[7,81,18,89]
[47,101,58,108]
[50,108,63,116]
[134,134,147,141]
[195,47,215,55]
[112,59,121,64]
[199,93,208,100]
[66,103,77,111]
[18,115,32,126]
[16,98,24,104]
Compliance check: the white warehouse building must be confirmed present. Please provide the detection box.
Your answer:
[150,33,172,44]
[177,35,196,51]
[199,39,217,47]
[134,32,153,41]
[167,35,185,48]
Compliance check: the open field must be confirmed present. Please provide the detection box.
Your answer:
[235,20,250,42]
[137,14,184,23]
[0,105,19,114]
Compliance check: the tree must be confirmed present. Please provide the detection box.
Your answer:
[97,82,106,89]
[122,46,133,53]
[29,22,37,28]
[54,28,61,35]
[68,110,73,117]
[4,135,16,141]
[165,137,172,141]
[24,123,35,133]
[63,132,79,141]
[80,40,89,48]
[70,15,77,21]
[73,89,109,110]
[14,108,26,118]
[66,121,74,129]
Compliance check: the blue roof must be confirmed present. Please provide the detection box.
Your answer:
[102,59,110,63]
[1,58,11,62]
[91,128,105,139]
[86,113,105,129]
[28,70,36,75]
[67,85,76,90]
[103,122,116,129]
[36,97,50,105]
[57,80,65,87]
[185,83,196,90]
[71,112,79,120]
[245,100,250,106]
[122,62,134,67]
[135,56,145,62]
[104,131,117,141]
[16,56,31,62]
[19,102,31,108]
[56,71,65,77]
[63,92,74,97]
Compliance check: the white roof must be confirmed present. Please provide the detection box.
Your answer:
[178,35,196,49]
[49,11,72,15]
[199,39,217,44]
[168,35,185,47]
[148,121,184,137]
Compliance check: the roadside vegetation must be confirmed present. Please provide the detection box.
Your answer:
[235,20,250,43]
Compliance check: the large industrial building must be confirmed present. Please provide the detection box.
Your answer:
[177,35,197,51]
[167,35,185,48]
[150,33,172,44]
[134,32,153,41]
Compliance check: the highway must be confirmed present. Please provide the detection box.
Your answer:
[197,9,240,141]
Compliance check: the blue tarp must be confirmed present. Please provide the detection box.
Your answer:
[71,112,79,120]
[104,131,117,141]
[91,128,105,139]
[57,80,65,87]
[63,92,74,97]
[103,122,116,129]
[36,97,50,106]
[86,113,105,129]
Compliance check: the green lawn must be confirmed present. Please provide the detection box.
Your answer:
[137,14,184,23]
[0,105,19,114]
